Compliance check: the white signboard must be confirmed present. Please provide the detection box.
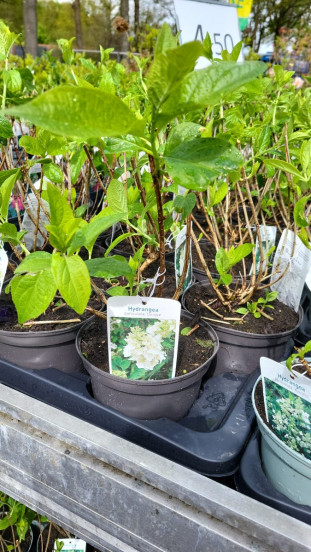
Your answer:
[174,0,242,68]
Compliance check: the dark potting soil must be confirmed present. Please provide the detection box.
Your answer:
[184,285,299,334]
[80,316,214,378]
[37,523,71,552]
[1,526,32,552]
[0,295,102,332]
[140,261,177,298]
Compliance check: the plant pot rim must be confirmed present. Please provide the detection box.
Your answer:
[183,281,303,339]
[76,310,219,388]
[252,375,311,466]
[0,316,89,338]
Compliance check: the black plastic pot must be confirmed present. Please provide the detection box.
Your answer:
[182,282,303,376]
[0,321,87,373]
[235,430,311,525]
[76,311,219,421]
[295,284,311,346]
[0,359,258,477]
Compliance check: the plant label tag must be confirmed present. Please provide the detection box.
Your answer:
[306,266,311,292]
[0,245,8,294]
[270,229,311,311]
[53,539,86,552]
[175,224,193,292]
[21,192,49,251]
[260,357,311,460]
[107,296,181,380]
[249,225,277,275]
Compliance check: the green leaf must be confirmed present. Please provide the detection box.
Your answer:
[263,158,304,180]
[46,182,74,228]
[255,125,272,154]
[300,140,311,174]
[104,232,136,257]
[107,179,128,216]
[0,170,21,220]
[11,271,57,324]
[51,253,91,314]
[70,148,87,184]
[0,115,13,139]
[106,286,129,296]
[294,194,311,228]
[154,23,177,57]
[215,248,230,275]
[44,163,63,184]
[57,37,75,65]
[86,256,134,278]
[99,72,116,95]
[155,61,266,130]
[147,41,203,113]
[67,209,127,253]
[227,243,254,266]
[181,326,191,335]
[236,307,248,315]
[298,228,311,249]
[8,86,145,141]
[202,33,213,61]
[173,193,196,220]
[3,69,22,93]
[14,251,52,274]
[103,136,152,155]
[19,135,45,156]
[164,123,242,191]
[212,182,228,206]
[0,21,18,59]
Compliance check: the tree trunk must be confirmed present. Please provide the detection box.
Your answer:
[119,0,129,52]
[134,0,139,39]
[72,0,83,50]
[23,0,37,57]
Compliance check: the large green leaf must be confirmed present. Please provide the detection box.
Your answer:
[86,256,134,278]
[44,162,63,184]
[263,158,305,180]
[8,86,145,140]
[164,123,242,191]
[3,69,22,93]
[0,115,13,139]
[155,61,266,130]
[107,179,128,216]
[11,271,57,324]
[51,253,91,314]
[0,170,21,220]
[147,42,203,113]
[70,148,87,184]
[67,210,127,253]
[154,23,177,57]
[103,136,152,155]
[14,251,53,274]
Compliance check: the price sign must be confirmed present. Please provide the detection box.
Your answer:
[174,0,242,68]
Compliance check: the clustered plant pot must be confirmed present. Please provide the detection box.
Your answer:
[0,322,87,373]
[76,311,219,421]
[182,282,303,376]
[252,376,311,507]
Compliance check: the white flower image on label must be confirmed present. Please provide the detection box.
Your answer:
[123,326,166,370]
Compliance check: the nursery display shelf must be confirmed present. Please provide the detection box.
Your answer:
[0,376,310,551]
[236,429,311,526]
[0,360,258,477]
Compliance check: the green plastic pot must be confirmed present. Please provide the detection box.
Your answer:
[252,376,311,507]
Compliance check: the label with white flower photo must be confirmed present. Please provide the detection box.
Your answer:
[249,225,277,275]
[260,357,311,460]
[107,296,181,380]
[0,244,8,294]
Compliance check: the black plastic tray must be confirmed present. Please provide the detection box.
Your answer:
[0,360,258,477]
[235,430,311,525]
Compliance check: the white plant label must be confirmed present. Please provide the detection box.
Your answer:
[174,0,242,69]
[0,245,8,294]
[175,224,193,292]
[54,539,86,552]
[21,191,49,251]
[260,357,311,460]
[306,266,311,292]
[107,296,181,380]
[270,229,311,312]
[249,225,277,275]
